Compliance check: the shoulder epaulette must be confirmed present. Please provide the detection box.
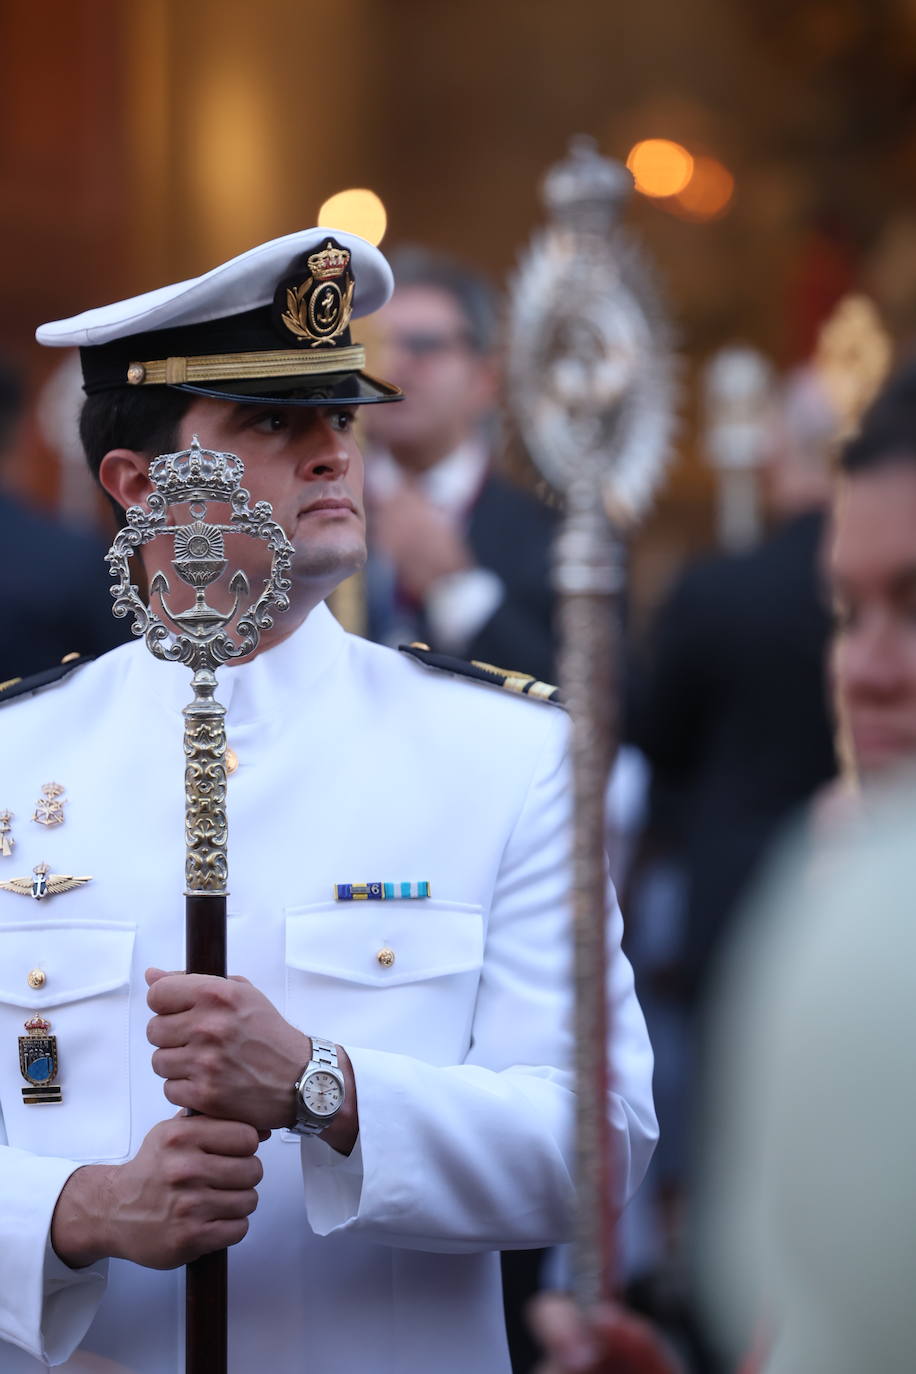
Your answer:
[399,643,563,707]
[0,653,94,707]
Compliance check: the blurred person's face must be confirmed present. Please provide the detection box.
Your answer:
[362,285,496,470]
[831,459,916,774]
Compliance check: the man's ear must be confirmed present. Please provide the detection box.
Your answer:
[98,449,151,514]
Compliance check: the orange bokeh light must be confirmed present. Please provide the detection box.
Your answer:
[317,188,387,245]
[675,156,735,219]
[626,139,694,198]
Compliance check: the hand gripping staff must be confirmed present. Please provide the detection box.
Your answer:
[507,137,675,1306]
[106,436,293,1373]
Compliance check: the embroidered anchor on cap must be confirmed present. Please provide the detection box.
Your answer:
[275,238,356,349]
[19,1014,62,1104]
[335,881,431,902]
[0,861,92,900]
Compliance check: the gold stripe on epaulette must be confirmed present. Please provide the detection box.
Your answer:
[470,659,558,700]
[0,677,22,693]
[501,673,537,695]
[526,679,558,701]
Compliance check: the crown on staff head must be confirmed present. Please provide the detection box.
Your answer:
[307,240,351,281]
[148,435,246,504]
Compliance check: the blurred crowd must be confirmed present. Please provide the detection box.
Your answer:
[8,241,916,1373]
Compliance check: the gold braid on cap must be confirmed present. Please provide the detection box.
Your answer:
[125,344,366,387]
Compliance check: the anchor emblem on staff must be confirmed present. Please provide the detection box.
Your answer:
[106,434,293,1371]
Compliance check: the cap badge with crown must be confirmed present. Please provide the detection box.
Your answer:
[279,237,355,347]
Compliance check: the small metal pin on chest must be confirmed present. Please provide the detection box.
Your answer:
[0,861,92,900]
[32,782,67,828]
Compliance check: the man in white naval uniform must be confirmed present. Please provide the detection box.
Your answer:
[0,229,656,1373]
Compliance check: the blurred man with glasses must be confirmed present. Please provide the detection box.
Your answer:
[362,246,559,685]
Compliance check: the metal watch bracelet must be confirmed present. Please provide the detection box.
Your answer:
[291,1036,342,1136]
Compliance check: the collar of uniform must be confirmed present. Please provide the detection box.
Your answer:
[421,438,490,513]
[366,438,490,518]
[128,598,346,731]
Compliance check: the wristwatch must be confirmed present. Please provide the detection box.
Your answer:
[291,1036,346,1136]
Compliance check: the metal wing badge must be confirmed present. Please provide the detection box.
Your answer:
[506,136,676,1308]
[0,862,92,900]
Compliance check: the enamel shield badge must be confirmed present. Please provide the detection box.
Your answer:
[19,1014,62,1104]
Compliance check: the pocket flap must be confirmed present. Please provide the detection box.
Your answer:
[285,900,484,987]
[0,921,136,1008]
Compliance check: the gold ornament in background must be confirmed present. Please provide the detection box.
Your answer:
[814,294,893,445]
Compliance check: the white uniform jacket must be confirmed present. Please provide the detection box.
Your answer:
[0,603,656,1373]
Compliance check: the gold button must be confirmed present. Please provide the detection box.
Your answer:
[27,968,46,990]
[376,947,395,968]
[126,362,146,385]
[226,746,239,777]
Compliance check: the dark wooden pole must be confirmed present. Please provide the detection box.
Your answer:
[185,893,228,1373]
[182,682,230,1374]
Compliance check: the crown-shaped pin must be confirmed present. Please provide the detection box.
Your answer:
[307,240,350,281]
[148,435,246,504]
[24,1014,51,1034]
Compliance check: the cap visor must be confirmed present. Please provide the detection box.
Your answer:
[171,369,402,407]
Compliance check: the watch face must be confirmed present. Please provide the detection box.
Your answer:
[302,1070,343,1117]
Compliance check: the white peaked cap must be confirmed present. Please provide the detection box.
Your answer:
[35,228,400,407]
[36,228,393,347]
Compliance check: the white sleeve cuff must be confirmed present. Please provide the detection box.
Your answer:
[424,568,505,654]
[299,1133,364,1235]
[0,1150,108,1364]
[41,1238,108,1364]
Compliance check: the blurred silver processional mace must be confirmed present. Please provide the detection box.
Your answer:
[507,136,675,1306]
[106,437,294,1374]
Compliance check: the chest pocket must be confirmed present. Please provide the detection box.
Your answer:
[285,900,484,1065]
[0,920,135,1161]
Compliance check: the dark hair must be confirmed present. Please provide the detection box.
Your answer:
[78,385,193,525]
[79,384,193,486]
[841,360,916,475]
[386,245,498,354]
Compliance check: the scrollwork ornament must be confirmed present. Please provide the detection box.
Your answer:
[106,435,294,896]
[507,136,676,528]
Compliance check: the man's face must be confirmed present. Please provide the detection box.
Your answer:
[174,396,367,592]
[830,460,916,775]
[362,285,495,466]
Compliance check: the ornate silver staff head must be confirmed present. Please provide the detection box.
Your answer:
[106,434,294,673]
[507,135,676,547]
[106,436,294,897]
